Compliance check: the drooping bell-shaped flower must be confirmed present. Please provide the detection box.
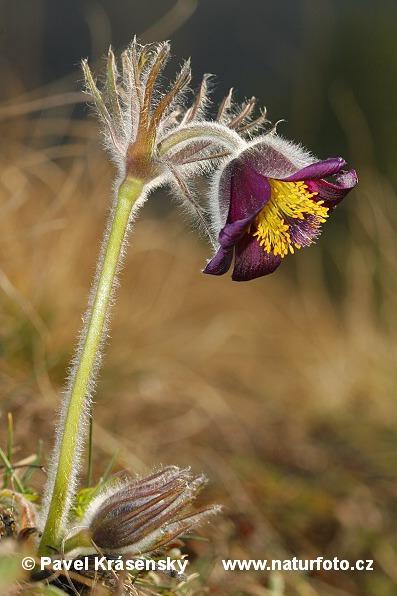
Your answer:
[204,136,358,281]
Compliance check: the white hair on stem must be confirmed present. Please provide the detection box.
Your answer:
[39,181,149,533]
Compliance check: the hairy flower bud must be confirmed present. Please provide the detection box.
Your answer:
[65,466,219,555]
[82,40,245,183]
[82,39,271,242]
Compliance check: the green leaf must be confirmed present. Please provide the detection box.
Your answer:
[71,486,98,519]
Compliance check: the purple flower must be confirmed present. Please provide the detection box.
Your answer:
[204,136,358,281]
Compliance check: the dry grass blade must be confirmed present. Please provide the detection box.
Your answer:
[0,92,85,120]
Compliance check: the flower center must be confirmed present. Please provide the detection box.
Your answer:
[252,180,329,257]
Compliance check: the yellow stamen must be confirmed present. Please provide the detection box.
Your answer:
[252,179,329,257]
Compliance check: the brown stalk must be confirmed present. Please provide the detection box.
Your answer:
[130,40,144,107]
[216,87,233,122]
[150,59,191,132]
[228,96,256,129]
[237,108,268,133]
[182,74,210,124]
[140,43,171,131]
[106,48,122,125]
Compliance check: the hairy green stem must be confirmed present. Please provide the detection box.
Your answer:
[39,177,144,555]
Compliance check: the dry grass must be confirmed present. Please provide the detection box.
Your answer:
[1,98,397,595]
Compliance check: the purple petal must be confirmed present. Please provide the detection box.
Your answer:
[204,215,254,276]
[218,216,254,248]
[306,169,358,210]
[205,163,272,278]
[203,245,234,276]
[228,160,271,221]
[232,235,281,281]
[283,157,347,182]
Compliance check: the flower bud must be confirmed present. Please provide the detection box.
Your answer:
[65,466,219,555]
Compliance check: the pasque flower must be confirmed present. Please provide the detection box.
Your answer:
[64,467,219,555]
[39,37,358,560]
[204,136,358,281]
[41,38,269,555]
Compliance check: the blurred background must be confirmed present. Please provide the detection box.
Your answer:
[0,0,396,594]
